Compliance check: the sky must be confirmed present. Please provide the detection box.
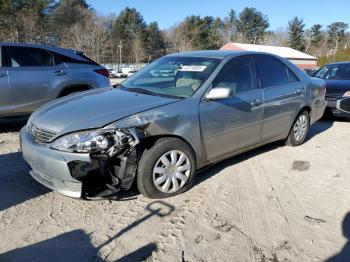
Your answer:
[86,0,350,31]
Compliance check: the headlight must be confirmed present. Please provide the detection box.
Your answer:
[51,129,129,153]
[343,91,350,97]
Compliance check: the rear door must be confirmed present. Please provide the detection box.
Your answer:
[4,46,69,114]
[253,54,305,140]
[0,46,12,115]
[199,55,264,161]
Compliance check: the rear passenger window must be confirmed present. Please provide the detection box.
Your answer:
[52,52,98,66]
[213,55,256,95]
[255,55,298,87]
[8,47,55,67]
[287,68,299,83]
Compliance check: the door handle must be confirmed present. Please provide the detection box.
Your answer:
[250,98,263,107]
[295,89,303,95]
[53,70,67,76]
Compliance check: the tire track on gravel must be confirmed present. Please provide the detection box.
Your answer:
[255,153,321,261]
[150,186,207,261]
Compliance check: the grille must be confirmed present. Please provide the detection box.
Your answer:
[325,96,338,101]
[30,123,57,143]
[339,98,350,112]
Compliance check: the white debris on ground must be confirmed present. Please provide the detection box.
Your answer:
[0,119,349,261]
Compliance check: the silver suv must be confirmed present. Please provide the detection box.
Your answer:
[0,43,110,117]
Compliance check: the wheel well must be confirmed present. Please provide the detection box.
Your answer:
[139,135,196,157]
[301,106,311,114]
[299,106,312,121]
[59,85,92,97]
[131,134,197,189]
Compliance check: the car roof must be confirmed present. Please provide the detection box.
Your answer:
[324,61,350,66]
[166,50,261,59]
[167,50,252,59]
[0,42,77,53]
[0,42,94,64]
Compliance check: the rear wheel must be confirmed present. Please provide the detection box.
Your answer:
[285,110,310,146]
[137,138,196,199]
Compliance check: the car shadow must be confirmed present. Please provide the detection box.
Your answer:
[306,119,334,142]
[0,201,173,261]
[0,152,50,212]
[326,212,350,262]
[194,142,282,186]
[194,119,334,187]
[0,118,28,133]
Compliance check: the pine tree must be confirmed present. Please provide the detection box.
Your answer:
[236,7,269,44]
[310,24,323,45]
[288,17,305,51]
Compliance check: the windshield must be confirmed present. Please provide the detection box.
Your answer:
[315,64,350,80]
[121,56,221,98]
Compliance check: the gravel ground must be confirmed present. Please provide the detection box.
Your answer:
[0,118,349,262]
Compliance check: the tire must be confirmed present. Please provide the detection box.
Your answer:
[137,137,196,199]
[285,110,310,146]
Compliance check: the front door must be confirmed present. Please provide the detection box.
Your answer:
[199,55,264,161]
[4,46,69,115]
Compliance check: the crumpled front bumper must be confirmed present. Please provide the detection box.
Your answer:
[20,126,139,199]
[20,126,87,198]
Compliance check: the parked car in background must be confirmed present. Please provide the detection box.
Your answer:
[20,51,326,200]
[0,43,110,118]
[108,69,127,78]
[314,62,350,118]
[122,68,137,77]
[304,68,318,77]
[150,69,176,77]
[115,70,127,78]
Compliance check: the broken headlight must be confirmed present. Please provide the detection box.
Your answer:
[51,129,130,153]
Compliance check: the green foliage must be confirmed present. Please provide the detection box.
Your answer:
[318,47,350,66]
[0,0,55,42]
[288,17,305,51]
[236,7,269,44]
[0,3,348,65]
[327,22,348,39]
[186,15,223,49]
[49,0,90,31]
[146,22,166,60]
[112,7,148,63]
[310,24,323,45]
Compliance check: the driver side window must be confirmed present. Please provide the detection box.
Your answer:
[212,56,256,95]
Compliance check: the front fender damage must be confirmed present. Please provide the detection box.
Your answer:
[67,128,144,199]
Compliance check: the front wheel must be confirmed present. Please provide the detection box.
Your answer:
[285,110,310,146]
[137,138,196,199]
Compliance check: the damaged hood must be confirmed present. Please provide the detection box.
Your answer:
[29,88,179,135]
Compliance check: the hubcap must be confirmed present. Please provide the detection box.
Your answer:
[152,150,191,193]
[293,114,308,141]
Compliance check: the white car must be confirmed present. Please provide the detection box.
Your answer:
[126,70,137,77]
[109,69,127,78]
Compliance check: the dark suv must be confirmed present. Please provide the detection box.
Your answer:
[0,43,110,117]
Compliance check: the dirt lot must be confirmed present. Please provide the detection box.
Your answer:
[0,118,349,262]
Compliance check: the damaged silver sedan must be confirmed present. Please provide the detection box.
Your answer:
[20,51,326,199]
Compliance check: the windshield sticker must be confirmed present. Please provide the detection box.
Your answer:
[178,65,207,72]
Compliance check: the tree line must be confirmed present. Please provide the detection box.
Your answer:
[0,0,349,65]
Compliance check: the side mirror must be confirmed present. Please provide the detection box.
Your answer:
[205,87,232,100]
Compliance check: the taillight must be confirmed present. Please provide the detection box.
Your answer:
[94,69,109,78]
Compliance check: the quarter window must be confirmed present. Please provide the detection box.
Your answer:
[255,55,298,87]
[212,56,256,95]
[7,47,55,67]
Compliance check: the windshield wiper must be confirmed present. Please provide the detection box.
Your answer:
[125,87,183,99]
